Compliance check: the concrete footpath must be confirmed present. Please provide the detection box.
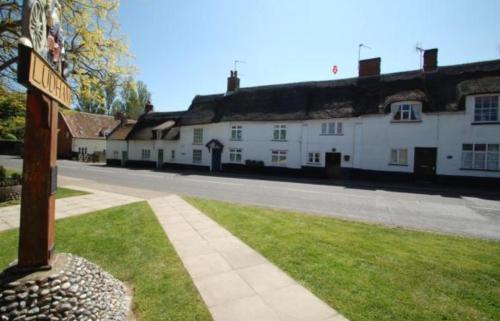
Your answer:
[0,186,141,232]
[149,195,348,321]
[1,185,348,321]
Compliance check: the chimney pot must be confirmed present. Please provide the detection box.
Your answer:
[423,48,438,72]
[145,101,154,113]
[359,58,381,77]
[227,70,240,92]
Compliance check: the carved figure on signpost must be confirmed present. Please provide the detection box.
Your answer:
[21,0,65,73]
[46,0,65,72]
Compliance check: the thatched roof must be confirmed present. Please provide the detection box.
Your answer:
[180,59,500,126]
[61,111,120,139]
[107,120,137,140]
[127,111,184,140]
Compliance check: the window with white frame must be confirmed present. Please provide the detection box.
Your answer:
[390,148,408,165]
[171,150,175,160]
[336,122,343,134]
[271,150,287,166]
[141,149,151,160]
[229,148,242,163]
[192,149,202,164]
[321,122,343,135]
[231,125,242,140]
[308,152,321,164]
[113,151,119,159]
[393,103,421,121]
[193,128,203,145]
[273,125,287,141]
[78,147,88,155]
[474,96,499,122]
[462,143,499,170]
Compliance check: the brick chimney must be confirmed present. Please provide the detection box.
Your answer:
[144,100,154,114]
[114,111,128,126]
[227,70,240,92]
[423,48,438,72]
[359,58,381,77]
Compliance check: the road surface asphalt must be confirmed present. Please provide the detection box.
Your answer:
[1,155,499,240]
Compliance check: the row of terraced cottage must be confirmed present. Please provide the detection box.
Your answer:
[105,49,500,186]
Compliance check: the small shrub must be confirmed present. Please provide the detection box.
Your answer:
[0,166,5,181]
[11,173,22,184]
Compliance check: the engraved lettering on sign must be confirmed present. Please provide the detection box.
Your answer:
[28,51,71,107]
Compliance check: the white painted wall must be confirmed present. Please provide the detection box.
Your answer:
[123,94,500,179]
[106,140,128,160]
[72,138,107,155]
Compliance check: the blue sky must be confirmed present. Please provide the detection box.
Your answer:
[119,0,500,111]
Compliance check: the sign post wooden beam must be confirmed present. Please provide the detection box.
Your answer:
[18,90,59,269]
[14,0,71,270]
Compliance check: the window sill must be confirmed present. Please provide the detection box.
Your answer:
[390,120,422,124]
[230,139,242,141]
[471,121,500,125]
[272,140,288,142]
[319,134,344,136]
[192,143,203,145]
[388,163,408,167]
[306,163,322,166]
[459,168,500,172]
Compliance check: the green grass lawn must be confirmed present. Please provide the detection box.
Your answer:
[0,187,89,207]
[0,202,213,321]
[185,197,500,321]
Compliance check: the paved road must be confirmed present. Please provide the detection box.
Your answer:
[2,155,500,240]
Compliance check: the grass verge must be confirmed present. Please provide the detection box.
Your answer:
[185,197,500,321]
[0,202,213,321]
[0,187,89,208]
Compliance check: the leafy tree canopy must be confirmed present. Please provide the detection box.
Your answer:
[0,83,25,140]
[0,0,135,110]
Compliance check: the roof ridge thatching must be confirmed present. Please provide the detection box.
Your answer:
[179,58,500,126]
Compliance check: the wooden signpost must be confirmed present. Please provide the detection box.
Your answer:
[15,0,70,271]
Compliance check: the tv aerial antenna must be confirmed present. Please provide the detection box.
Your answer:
[234,60,246,72]
[358,43,371,62]
[415,42,425,68]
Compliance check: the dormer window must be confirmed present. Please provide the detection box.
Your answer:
[474,95,498,122]
[392,103,421,122]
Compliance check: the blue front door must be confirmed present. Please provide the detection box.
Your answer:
[211,148,222,172]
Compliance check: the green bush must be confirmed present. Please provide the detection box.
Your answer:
[0,166,6,181]
[11,173,22,184]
